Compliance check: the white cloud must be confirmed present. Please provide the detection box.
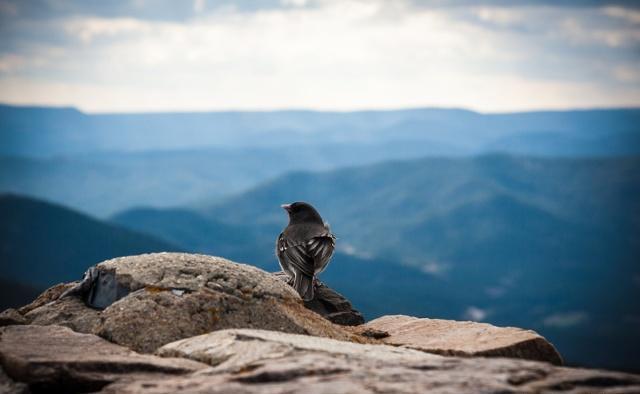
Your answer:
[193,0,206,13]
[559,15,640,48]
[64,17,153,44]
[473,6,524,26]
[281,0,310,7]
[0,0,638,112]
[463,306,488,321]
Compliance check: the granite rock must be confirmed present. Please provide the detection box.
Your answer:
[100,328,640,394]
[12,253,362,353]
[0,325,208,393]
[361,314,563,365]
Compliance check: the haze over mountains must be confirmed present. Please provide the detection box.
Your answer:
[1,105,639,216]
[3,105,640,157]
[0,103,639,371]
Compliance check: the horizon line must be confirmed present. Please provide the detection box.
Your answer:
[1,102,639,116]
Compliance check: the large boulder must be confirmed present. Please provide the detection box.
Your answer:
[101,328,640,394]
[0,325,207,393]
[12,253,362,353]
[361,315,563,365]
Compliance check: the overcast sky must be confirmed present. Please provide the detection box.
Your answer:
[0,0,639,113]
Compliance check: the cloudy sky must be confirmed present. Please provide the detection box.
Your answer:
[0,0,639,112]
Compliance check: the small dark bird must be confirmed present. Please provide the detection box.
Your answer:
[276,202,336,301]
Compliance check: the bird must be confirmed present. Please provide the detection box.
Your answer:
[276,202,336,301]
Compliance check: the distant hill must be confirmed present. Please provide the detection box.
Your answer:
[0,141,457,216]
[0,194,181,288]
[2,104,639,157]
[111,207,262,260]
[1,104,638,216]
[204,155,640,266]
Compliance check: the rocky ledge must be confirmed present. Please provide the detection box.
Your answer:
[362,315,563,365]
[1,252,639,393]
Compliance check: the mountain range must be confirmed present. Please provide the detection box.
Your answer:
[1,105,639,216]
[2,105,639,157]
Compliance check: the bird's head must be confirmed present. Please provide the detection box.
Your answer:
[281,201,324,225]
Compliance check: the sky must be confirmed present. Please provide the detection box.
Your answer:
[0,0,639,113]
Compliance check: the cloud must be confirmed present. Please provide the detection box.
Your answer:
[193,0,206,13]
[420,261,450,276]
[408,0,640,9]
[603,6,640,23]
[0,53,24,72]
[0,0,638,112]
[64,17,152,44]
[463,306,488,321]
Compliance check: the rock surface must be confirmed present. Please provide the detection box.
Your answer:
[0,325,208,393]
[156,328,429,372]
[101,328,640,394]
[0,309,26,326]
[362,314,563,365]
[273,271,365,326]
[12,253,361,353]
[0,367,28,394]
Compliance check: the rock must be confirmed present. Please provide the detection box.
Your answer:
[156,328,431,372]
[0,325,208,393]
[14,253,362,353]
[25,294,102,333]
[0,367,28,394]
[18,281,76,314]
[0,309,26,326]
[361,314,563,365]
[100,328,640,394]
[273,271,364,326]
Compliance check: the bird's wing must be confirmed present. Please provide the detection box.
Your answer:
[277,225,336,275]
[277,233,315,277]
[307,230,336,274]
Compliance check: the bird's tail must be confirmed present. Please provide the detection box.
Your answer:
[294,272,314,301]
